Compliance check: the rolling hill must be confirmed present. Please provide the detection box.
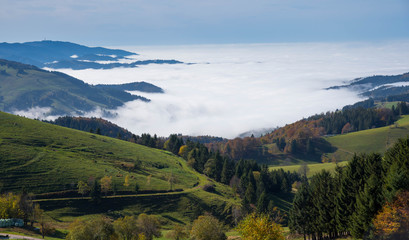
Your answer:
[0,111,239,227]
[325,114,409,162]
[0,59,151,116]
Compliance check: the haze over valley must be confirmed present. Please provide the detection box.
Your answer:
[50,41,409,138]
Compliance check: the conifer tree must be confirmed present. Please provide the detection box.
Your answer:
[220,159,230,184]
[245,180,257,205]
[256,191,268,214]
[289,182,313,240]
[350,174,384,239]
[310,170,337,239]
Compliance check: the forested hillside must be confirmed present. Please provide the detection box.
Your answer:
[289,137,409,239]
[0,59,149,116]
[207,101,409,164]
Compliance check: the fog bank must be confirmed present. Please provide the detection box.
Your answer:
[54,41,409,138]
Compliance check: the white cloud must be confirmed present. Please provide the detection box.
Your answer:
[12,107,57,120]
[55,41,409,138]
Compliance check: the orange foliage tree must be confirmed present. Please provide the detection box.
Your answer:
[373,191,409,239]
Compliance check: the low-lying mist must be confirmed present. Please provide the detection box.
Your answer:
[51,41,409,138]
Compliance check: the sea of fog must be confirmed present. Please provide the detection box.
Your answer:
[54,41,409,138]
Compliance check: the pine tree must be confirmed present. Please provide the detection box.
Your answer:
[256,191,268,214]
[90,180,102,205]
[220,159,230,184]
[245,180,256,205]
[289,182,313,240]
[383,161,409,202]
[350,174,384,239]
[310,170,337,239]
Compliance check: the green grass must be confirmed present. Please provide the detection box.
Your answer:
[326,115,409,161]
[375,101,400,109]
[269,162,348,178]
[0,111,241,232]
[0,111,198,193]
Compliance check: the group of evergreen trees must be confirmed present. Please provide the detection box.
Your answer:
[318,102,409,135]
[289,137,409,239]
[131,133,165,149]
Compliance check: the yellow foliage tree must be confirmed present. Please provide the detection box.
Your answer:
[178,145,188,157]
[100,176,112,196]
[124,175,130,187]
[236,213,284,240]
[0,192,23,219]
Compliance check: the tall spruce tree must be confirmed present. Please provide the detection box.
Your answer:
[350,174,384,239]
[310,170,337,239]
[289,182,313,240]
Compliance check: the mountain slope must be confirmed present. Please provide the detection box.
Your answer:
[0,111,239,227]
[0,40,183,70]
[0,59,148,116]
[325,115,409,161]
[0,111,198,194]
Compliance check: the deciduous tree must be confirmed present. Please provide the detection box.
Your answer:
[237,213,284,240]
[190,215,226,240]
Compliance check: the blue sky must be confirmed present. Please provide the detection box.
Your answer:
[1,0,409,45]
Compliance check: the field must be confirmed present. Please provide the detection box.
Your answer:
[0,111,243,236]
[0,111,199,193]
[326,115,409,161]
[269,162,348,178]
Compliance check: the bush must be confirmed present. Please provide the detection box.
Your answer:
[190,215,226,240]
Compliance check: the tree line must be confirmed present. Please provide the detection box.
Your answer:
[0,191,52,238]
[289,136,409,239]
[206,102,409,163]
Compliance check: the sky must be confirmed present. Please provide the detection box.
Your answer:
[1,0,409,45]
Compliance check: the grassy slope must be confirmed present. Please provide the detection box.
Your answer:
[0,111,239,234]
[326,115,409,161]
[269,116,409,177]
[269,161,348,178]
[0,111,198,193]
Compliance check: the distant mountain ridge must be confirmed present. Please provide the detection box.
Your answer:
[0,40,184,70]
[326,72,409,99]
[96,81,164,93]
[0,59,160,116]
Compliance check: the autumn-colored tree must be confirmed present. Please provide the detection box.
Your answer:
[178,145,188,157]
[373,191,409,239]
[190,215,226,240]
[124,175,130,187]
[100,176,112,196]
[341,122,352,134]
[0,192,23,219]
[237,213,284,240]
